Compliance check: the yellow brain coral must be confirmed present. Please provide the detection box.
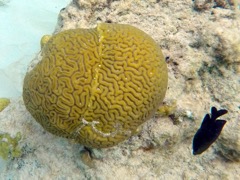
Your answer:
[23,23,168,148]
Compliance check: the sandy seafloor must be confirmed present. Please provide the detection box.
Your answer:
[0,0,240,179]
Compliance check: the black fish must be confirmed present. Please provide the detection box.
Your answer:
[192,107,228,155]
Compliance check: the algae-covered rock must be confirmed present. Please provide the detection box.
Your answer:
[0,132,22,160]
[0,98,10,112]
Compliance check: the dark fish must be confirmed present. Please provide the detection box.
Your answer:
[192,107,228,155]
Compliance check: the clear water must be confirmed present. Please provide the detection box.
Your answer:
[0,0,70,98]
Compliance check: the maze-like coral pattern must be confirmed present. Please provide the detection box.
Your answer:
[23,23,168,148]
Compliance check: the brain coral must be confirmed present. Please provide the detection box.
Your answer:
[23,23,168,148]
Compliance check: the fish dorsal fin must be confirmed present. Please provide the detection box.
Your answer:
[200,107,228,129]
[200,114,213,129]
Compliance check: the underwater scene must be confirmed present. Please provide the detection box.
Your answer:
[0,0,240,179]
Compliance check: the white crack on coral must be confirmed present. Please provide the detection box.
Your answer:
[73,118,132,138]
